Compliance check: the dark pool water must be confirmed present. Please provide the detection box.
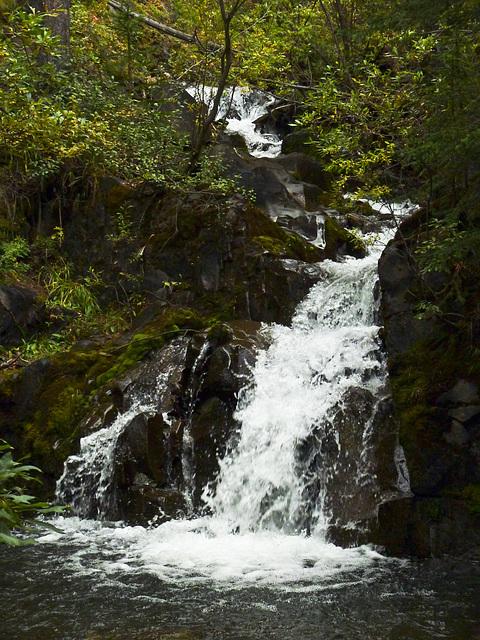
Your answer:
[1,537,480,640]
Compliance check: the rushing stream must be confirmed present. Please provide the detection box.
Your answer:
[2,94,480,640]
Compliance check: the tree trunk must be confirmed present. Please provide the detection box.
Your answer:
[29,0,70,67]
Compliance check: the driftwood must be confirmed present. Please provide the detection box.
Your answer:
[108,0,221,51]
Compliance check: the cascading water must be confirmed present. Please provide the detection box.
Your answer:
[203,230,393,539]
[4,90,479,640]
[56,340,191,520]
[187,86,282,157]
[51,214,411,588]
[52,88,413,584]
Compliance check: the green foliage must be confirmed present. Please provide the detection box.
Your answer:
[107,202,134,241]
[0,237,30,274]
[415,219,472,275]
[412,216,480,321]
[0,441,64,545]
[41,262,102,317]
[110,1,143,87]
[19,332,74,361]
[0,9,111,186]
[299,47,427,199]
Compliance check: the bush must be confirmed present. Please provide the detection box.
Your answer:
[0,441,64,546]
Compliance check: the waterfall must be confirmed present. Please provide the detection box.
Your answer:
[56,221,406,540]
[203,228,392,538]
[49,221,408,587]
[56,340,191,520]
[52,76,414,579]
[186,86,282,157]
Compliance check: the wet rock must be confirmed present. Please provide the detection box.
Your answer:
[276,152,331,192]
[246,258,324,325]
[378,239,434,356]
[378,212,480,556]
[448,406,480,424]
[296,385,402,546]
[88,322,263,523]
[281,130,316,155]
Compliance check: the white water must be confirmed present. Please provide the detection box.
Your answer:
[187,86,282,157]
[204,236,388,536]
[52,85,414,587]
[56,340,190,520]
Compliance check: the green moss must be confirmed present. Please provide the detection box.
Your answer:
[252,230,321,263]
[103,183,137,215]
[324,215,365,258]
[24,382,88,470]
[95,336,165,388]
[207,322,233,344]
[94,308,209,388]
[253,236,287,256]
[389,332,480,490]
[0,368,17,402]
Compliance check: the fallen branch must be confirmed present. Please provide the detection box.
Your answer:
[108,0,221,51]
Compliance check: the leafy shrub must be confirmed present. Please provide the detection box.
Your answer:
[41,262,101,317]
[0,441,64,546]
[0,237,30,274]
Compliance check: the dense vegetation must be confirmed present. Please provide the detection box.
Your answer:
[0,440,64,544]
[0,0,478,348]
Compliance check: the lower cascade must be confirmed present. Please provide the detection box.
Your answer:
[54,212,412,584]
[204,231,400,540]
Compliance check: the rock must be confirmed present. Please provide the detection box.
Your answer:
[374,495,414,556]
[438,380,480,406]
[0,285,44,348]
[281,130,316,155]
[276,152,331,191]
[84,322,264,523]
[448,406,480,424]
[378,212,480,557]
[278,213,325,246]
[378,238,435,355]
[14,358,52,420]
[246,258,324,325]
[444,421,470,447]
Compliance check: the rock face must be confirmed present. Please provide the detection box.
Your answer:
[377,212,480,557]
[57,321,264,524]
[0,174,343,517]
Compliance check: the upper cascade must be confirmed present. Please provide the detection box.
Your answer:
[187,86,282,157]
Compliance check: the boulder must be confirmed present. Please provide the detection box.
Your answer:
[378,212,480,556]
